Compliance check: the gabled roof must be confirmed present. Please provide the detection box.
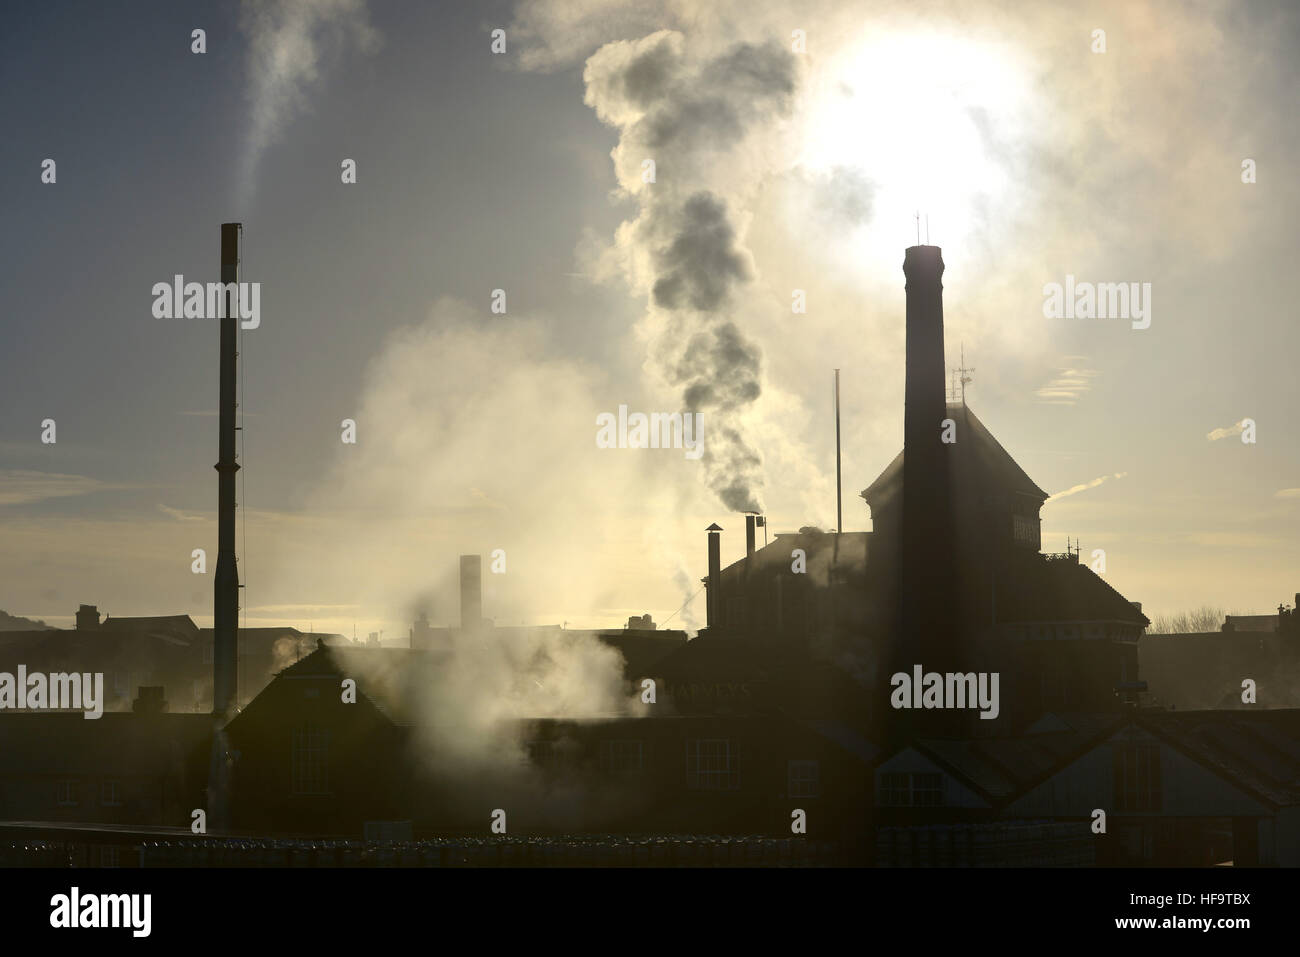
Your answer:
[893,709,1300,812]
[1137,710,1300,809]
[908,713,1125,804]
[861,403,1047,505]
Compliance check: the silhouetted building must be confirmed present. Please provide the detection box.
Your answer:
[701,245,1148,732]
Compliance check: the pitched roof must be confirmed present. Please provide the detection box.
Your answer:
[911,713,1125,803]
[996,552,1150,625]
[1137,710,1300,808]
[100,615,198,638]
[861,403,1047,505]
[902,710,1300,811]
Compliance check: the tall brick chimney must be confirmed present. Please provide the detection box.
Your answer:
[900,245,958,667]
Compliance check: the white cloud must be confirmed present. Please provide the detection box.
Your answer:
[1046,471,1128,503]
[1207,420,1247,441]
[0,470,106,506]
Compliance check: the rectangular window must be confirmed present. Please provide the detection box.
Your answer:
[686,738,739,791]
[94,845,121,868]
[787,760,820,798]
[100,779,122,807]
[56,780,79,807]
[878,771,945,807]
[1013,513,1040,549]
[1114,743,1162,811]
[291,725,330,795]
[599,740,644,774]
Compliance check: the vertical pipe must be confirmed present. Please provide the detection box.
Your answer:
[745,514,755,559]
[706,524,722,630]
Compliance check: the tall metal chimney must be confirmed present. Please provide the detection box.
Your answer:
[213,223,241,718]
[900,245,958,665]
[459,554,482,632]
[745,514,756,559]
[705,523,722,630]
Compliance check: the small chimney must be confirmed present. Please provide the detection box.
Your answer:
[75,604,100,630]
[745,514,756,559]
[705,524,723,630]
[460,554,482,632]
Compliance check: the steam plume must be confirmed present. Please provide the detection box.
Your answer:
[236,0,380,208]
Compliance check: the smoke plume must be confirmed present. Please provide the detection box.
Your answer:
[582,30,800,514]
[236,0,380,208]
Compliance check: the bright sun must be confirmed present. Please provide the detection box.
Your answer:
[799,29,1037,259]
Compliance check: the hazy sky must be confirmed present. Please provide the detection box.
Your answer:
[2,0,1297,637]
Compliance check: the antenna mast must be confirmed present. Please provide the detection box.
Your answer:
[834,369,843,534]
[957,343,975,407]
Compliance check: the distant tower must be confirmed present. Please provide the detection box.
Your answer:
[460,555,482,632]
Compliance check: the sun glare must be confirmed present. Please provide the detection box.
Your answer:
[800,29,1036,258]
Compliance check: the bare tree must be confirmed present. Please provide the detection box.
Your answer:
[1147,606,1229,635]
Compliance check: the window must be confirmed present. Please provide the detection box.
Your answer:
[1114,743,1161,811]
[56,781,79,807]
[529,739,579,772]
[93,845,121,868]
[686,738,739,791]
[100,780,122,807]
[599,740,644,774]
[1013,512,1040,549]
[788,760,820,798]
[291,725,330,795]
[878,772,944,807]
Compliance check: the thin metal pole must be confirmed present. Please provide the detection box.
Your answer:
[834,369,842,534]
